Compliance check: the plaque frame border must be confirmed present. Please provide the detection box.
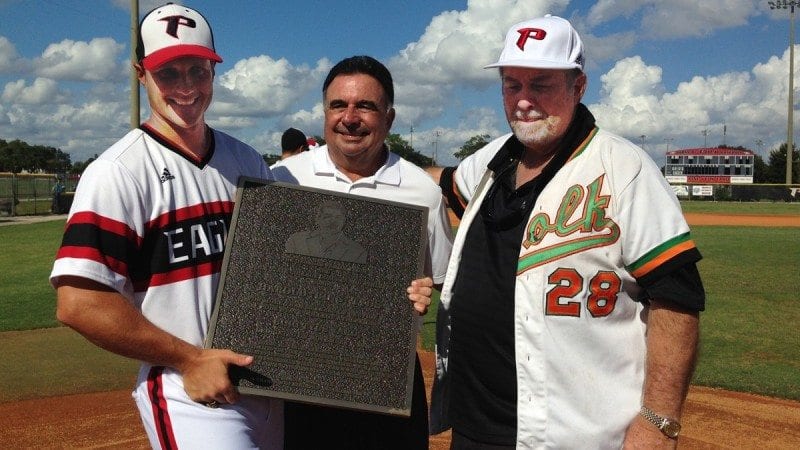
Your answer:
[204,177,428,417]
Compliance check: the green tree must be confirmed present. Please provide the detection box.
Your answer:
[0,139,29,173]
[70,155,98,175]
[0,139,72,173]
[44,147,72,173]
[765,144,800,184]
[454,134,490,161]
[753,154,768,184]
[385,133,433,167]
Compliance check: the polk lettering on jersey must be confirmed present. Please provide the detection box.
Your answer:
[517,174,620,274]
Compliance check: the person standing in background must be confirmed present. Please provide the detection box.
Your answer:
[279,127,309,160]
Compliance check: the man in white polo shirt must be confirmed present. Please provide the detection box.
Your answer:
[272,55,452,450]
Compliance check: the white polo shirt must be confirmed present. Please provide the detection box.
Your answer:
[271,145,452,284]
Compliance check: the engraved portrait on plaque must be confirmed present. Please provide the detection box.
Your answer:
[285,201,367,264]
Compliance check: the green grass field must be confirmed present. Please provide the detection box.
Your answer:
[0,206,798,403]
[689,226,800,399]
[0,220,63,331]
[679,200,800,215]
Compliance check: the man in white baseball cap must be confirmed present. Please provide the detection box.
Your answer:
[484,14,584,71]
[429,15,705,449]
[52,3,283,449]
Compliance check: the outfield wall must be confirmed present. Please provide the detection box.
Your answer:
[670,183,799,202]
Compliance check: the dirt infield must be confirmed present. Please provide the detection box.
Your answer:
[1,350,799,449]
[1,212,798,448]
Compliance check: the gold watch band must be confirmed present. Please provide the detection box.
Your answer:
[639,405,681,439]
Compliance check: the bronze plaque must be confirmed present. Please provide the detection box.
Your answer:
[205,178,427,416]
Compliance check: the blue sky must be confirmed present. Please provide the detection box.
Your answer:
[0,0,795,166]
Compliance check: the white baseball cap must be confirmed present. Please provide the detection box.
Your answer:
[137,3,222,70]
[485,15,584,71]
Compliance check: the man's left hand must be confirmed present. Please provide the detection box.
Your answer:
[407,277,434,314]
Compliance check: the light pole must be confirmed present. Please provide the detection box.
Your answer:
[664,138,674,152]
[130,0,140,129]
[432,130,441,166]
[701,129,709,148]
[769,0,796,185]
[722,123,727,146]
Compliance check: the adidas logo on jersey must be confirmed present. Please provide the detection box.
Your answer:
[160,168,175,183]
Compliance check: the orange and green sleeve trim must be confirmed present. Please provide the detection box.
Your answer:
[627,232,697,279]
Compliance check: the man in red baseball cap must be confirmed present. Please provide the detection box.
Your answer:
[52,3,282,448]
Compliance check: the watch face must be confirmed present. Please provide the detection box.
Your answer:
[663,420,681,439]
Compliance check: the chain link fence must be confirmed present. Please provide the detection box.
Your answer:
[0,173,79,217]
[2,173,797,217]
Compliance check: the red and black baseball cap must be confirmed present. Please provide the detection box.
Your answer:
[136,3,222,70]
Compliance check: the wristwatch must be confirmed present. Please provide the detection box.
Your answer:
[639,405,681,439]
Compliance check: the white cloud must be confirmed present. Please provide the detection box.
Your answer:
[591,56,716,149]
[282,103,325,136]
[393,82,448,128]
[34,38,125,82]
[0,0,790,165]
[0,36,25,73]
[589,47,792,159]
[2,78,66,104]
[404,106,507,166]
[391,0,564,87]
[0,53,129,161]
[587,0,757,39]
[61,99,128,131]
[579,31,637,69]
[385,0,570,142]
[642,0,756,39]
[214,56,331,117]
[0,103,9,126]
[586,0,642,25]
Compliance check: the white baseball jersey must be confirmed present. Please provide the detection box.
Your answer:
[271,145,453,285]
[430,130,699,448]
[50,126,282,449]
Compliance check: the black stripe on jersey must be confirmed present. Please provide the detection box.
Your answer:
[636,247,705,311]
[61,222,138,268]
[131,211,231,284]
[636,247,701,288]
